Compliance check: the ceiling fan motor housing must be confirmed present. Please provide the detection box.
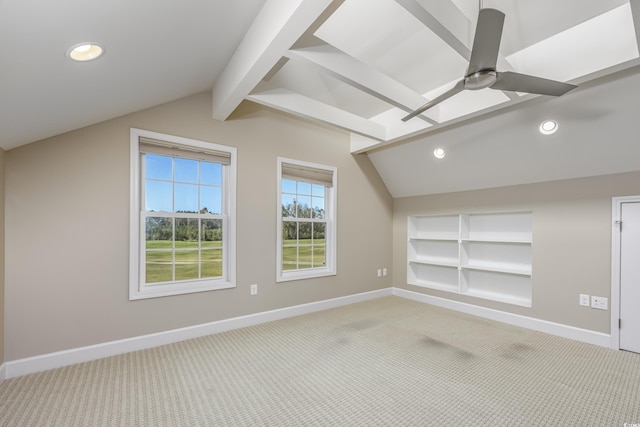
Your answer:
[464,70,497,90]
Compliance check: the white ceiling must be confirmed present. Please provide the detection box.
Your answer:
[225,0,640,152]
[2,0,640,197]
[0,0,267,150]
[368,67,640,197]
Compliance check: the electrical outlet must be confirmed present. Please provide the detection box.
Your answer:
[579,294,590,306]
[377,269,382,277]
[382,268,388,276]
[591,296,608,310]
[250,284,258,295]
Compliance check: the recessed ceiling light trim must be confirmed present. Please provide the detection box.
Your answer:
[66,43,104,62]
[539,120,558,135]
[433,148,446,159]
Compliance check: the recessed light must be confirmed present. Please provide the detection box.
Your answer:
[539,120,558,135]
[433,148,446,159]
[66,43,104,62]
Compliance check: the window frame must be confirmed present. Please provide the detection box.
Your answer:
[129,128,236,300]
[276,157,337,282]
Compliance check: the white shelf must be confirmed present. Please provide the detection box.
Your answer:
[409,237,458,242]
[461,264,532,276]
[461,212,532,243]
[461,238,532,244]
[408,215,459,241]
[461,269,532,308]
[408,211,533,307]
[408,262,459,293]
[410,259,459,268]
[460,240,531,276]
[410,279,460,293]
[408,239,458,268]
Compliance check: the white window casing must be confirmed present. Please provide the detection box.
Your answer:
[129,128,236,300]
[277,156,337,282]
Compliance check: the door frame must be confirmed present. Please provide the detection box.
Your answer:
[611,195,640,350]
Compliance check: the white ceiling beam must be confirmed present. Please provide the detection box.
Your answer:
[396,0,515,72]
[211,0,339,121]
[631,0,640,52]
[394,0,471,60]
[247,88,387,140]
[285,45,437,125]
[350,134,382,153]
[395,0,516,96]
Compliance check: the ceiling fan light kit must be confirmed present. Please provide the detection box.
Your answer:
[403,8,577,122]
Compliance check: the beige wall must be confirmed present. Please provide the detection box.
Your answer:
[4,93,393,361]
[393,171,640,334]
[0,148,4,365]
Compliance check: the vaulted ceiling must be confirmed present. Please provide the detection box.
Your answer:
[212,0,640,153]
[2,0,639,196]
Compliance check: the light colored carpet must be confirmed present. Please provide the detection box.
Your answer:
[1,296,639,426]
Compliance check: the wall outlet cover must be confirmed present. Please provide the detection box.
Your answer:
[591,296,608,310]
[579,294,590,306]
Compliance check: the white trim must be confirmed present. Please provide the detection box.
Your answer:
[4,289,391,379]
[276,156,337,282]
[392,287,611,348]
[4,286,615,379]
[129,128,237,300]
[611,195,640,350]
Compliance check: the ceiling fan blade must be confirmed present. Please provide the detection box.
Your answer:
[467,8,505,76]
[492,71,577,96]
[402,80,465,122]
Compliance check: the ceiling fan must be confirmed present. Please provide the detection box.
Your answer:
[402,7,577,122]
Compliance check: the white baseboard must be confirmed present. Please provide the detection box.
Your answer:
[5,286,611,379]
[392,287,611,348]
[0,362,6,385]
[5,288,392,379]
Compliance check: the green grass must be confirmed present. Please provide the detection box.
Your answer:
[145,240,222,283]
[282,239,326,271]
[145,238,326,280]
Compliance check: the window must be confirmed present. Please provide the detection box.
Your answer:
[129,128,236,299]
[277,157,336,282]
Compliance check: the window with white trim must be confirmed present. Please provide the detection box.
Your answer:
[130,128,236,299]
[277,157,336,282]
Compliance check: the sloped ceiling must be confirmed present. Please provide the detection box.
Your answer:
[2,0,640,197]
[368,67,640,197]
[0,0,267,150]
[212,0,640,154]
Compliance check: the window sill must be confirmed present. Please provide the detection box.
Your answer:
[130,280,236,300]
[276,268,336,283]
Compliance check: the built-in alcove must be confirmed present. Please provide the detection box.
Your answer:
[407,212,533,307]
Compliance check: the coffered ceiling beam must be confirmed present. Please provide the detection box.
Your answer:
[211,0,339,121]
[394,0,471,60]
[247,88,388,140]
[285,44,438,125]
[395,0,516,95]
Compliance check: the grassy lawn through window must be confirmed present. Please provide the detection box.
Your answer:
[146,240,222,283]
[282,239,326,270]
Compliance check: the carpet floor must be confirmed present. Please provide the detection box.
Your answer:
[0,296,639,426]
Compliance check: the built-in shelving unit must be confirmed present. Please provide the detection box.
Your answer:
[407,212,532,307]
